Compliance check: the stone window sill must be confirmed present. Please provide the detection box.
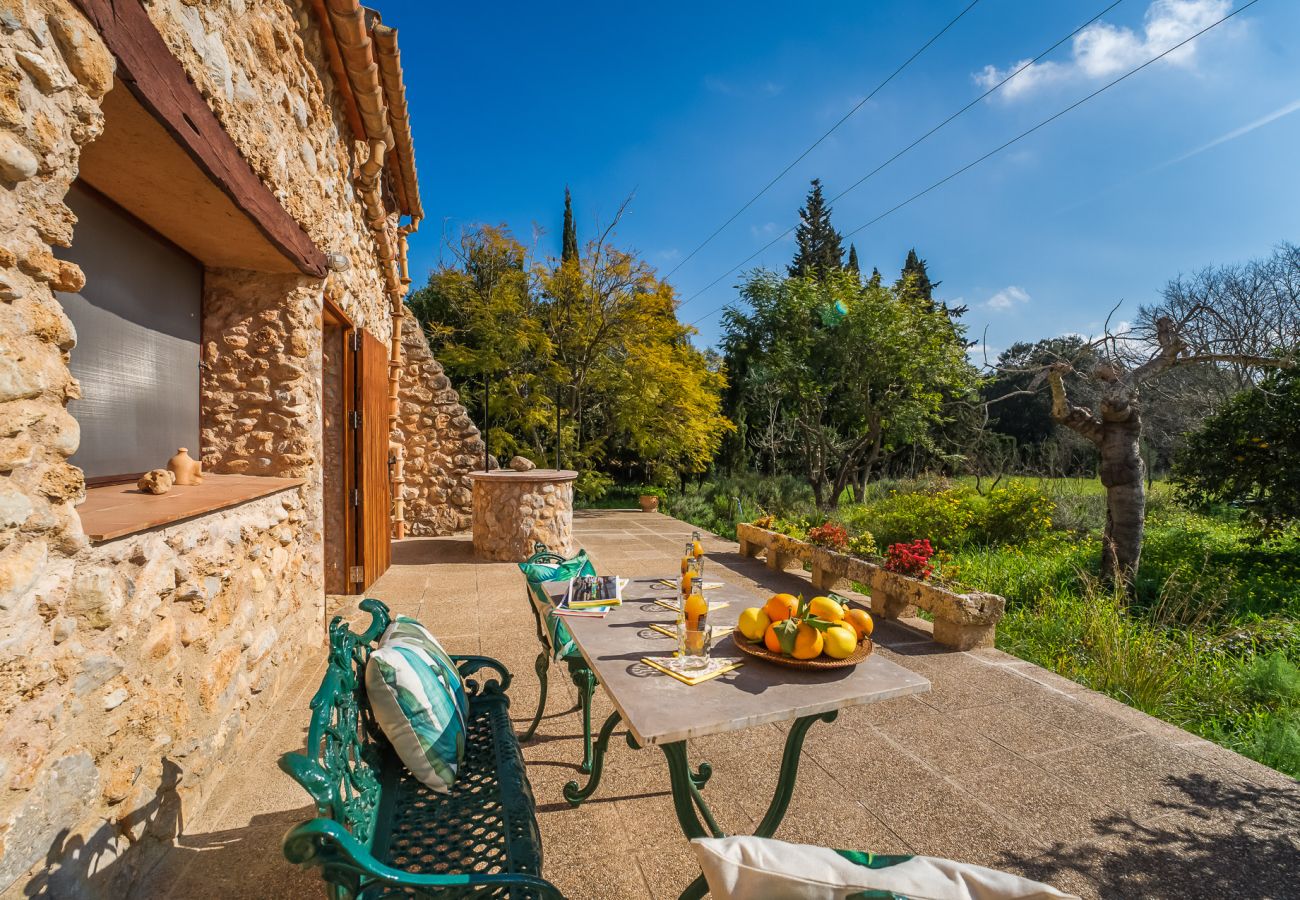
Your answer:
[77,473,307,543]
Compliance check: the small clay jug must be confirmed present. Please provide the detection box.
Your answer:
[167,448,203,485]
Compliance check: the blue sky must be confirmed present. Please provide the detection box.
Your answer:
[386,0,1300,359]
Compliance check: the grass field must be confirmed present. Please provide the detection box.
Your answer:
[646,474,1300,778]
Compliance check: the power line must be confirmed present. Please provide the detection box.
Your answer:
[686,0,1259,328]
[678,0,1130,321]
[663,0,984,280]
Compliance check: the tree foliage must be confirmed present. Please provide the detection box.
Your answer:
[408,218,731,489]
[721,269,976,508]
[1173,360,1300,533]
[788,178,844,279]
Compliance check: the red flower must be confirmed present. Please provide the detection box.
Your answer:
[883,539,934,579]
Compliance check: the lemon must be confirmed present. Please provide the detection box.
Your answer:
[792,623,824,660]
[738,607,771,642]
[823,624,857,659]
[808,595,844,623]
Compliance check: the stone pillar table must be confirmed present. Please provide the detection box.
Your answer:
[469,469,577,561]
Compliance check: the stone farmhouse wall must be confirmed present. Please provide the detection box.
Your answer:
[0,1,473,895]
[394,306,479,535]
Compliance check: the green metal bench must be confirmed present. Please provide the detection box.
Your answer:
[518,544,600,780]
[279,598,563,899]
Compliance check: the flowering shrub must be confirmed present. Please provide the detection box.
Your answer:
[884,539,935,579]
[807,522,849,551]
[861,488,978,548]
[975,483,1055,545]
[847,530,878,559]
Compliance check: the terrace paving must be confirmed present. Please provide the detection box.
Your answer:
[140,510,1300,899]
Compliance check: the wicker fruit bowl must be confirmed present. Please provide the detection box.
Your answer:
[732,630,873,670]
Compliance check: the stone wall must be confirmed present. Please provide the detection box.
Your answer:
[0,1,481,893]
[0,489,319,896]
[142,0,390,340]
[393,306,479,535]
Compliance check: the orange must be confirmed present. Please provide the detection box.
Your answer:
[763,623,782,654]
[792,623,824,660]
[763,593,799,623]
[845,608,874,640]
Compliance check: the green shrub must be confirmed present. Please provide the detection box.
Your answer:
[1240,652,1300,707]
[854,487,978,548]
[974,482,1055,545]
[1245,712,1300,777]
[575,469,614,501]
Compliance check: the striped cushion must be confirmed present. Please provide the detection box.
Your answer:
[366,617,467,793]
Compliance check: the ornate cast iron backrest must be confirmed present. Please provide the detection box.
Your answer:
[525,541,566,567]
[280,598,391,849]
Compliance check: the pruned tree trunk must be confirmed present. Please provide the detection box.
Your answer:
[1097,401,1145,584]
[1047,364,1145,586]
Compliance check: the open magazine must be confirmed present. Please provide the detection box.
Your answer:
[555,575,626,617]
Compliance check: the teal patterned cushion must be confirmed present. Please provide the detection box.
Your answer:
[365,617,467,792]
[518,551,595,659]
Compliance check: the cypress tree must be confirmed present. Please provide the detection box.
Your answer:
[867,266,882,289]
[561,186,578,264]
[898,248,938,305]
[788,178,845,279]
[847,243,860,275]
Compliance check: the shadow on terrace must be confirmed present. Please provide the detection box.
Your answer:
[136,510,1300,899]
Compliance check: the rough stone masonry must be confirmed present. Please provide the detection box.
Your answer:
[0,1,478,895]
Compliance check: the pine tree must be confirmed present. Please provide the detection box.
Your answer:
[847,243,860,275]
[561,187,578,264]
[898,248,938,305]
[788,179,844,279]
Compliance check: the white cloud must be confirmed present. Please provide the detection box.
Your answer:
[983,285,1031,311]
[705,77,784,99]
[974,0,1233,101]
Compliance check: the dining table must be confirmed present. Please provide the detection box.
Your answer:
[541,574,931,900]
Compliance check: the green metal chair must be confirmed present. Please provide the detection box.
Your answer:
[517,543,600,774]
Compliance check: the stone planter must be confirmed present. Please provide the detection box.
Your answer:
[735,522,1005,650]
[638,494,660,513]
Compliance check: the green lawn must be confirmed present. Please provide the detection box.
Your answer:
[661,474,1300,778]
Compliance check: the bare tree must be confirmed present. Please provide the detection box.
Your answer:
[1138,243,1300,393]
[1037,310,1290,585]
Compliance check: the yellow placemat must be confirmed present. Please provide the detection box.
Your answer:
[640,656,743,686]
[647,623,734,640]
[654,598,729,613]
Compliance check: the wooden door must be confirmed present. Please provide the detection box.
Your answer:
[356,330,392,589]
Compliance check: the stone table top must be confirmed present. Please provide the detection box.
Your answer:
[468,468,577,483]
[544,576,930,746]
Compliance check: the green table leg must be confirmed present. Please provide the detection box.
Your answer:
[660,710,838,900]
[567,660,597,773]
[564,711,622,806]
[520,649,549,742]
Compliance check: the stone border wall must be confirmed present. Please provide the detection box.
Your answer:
[392,306,479,536]
[736,523,1006,650]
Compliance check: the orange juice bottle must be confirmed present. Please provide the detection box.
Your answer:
[691,531,704,559]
